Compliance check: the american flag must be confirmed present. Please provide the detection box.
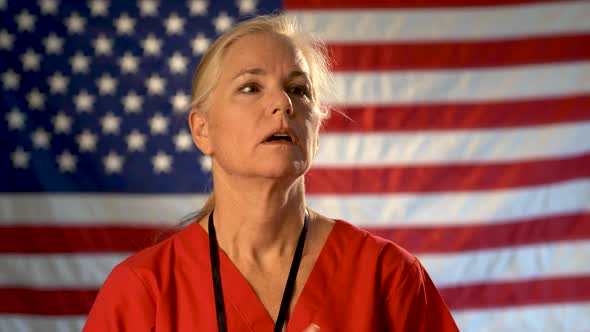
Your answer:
[1,0,589,330]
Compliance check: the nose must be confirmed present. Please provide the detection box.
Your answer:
[271,89,294,117]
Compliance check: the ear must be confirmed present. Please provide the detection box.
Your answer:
[189,110,213,155]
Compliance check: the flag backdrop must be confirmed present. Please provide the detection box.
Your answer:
[1,0,590,331]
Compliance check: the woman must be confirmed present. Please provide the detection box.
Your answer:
[83,15,459,332]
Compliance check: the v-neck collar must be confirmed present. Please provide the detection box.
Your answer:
[191,219,343,331]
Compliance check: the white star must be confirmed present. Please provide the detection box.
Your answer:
[138,0,158,16]
[57,150,77,173]
[15,9,36,32]
[47,71,69,94]
[52,111,72,134]
[164,13,185,35]
[152,151,172,173]
[21,48,42,71]
[126,129,147,151]
[168,52,188,74]
[100,112,121,134]
[171,91,190,113]
[200,155,212,171]
[149,113,169,135]
[238,0,257,14]
[11,147,31,169]
[213,12,233,33]
[191,33,210,55]
[43,33,64,54]
[1,69,20,90]
[74,90,95,113]
[146,73,166,95]
[0,29,15,50]
[103,150,124,174]
[76,129,98,152]
[96,73,118,95]
[141,34,162,56]
[174,129,193,152]
[188,0,208,16]
[114,13,135,35]
[31,127,51,149]
[38,0,59,15]
[5,108,26,130]
[119,52,139,73]
[93,34,113,56]
[26,89,45,110]
[122,90,143,113]
[70,52,90,73]
[65,12,86,34]
[88,0,109,16]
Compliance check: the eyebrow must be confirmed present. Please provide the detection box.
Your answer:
[232,68,310,82]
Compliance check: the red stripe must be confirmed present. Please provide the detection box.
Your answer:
[440,275,590,310]
[3,275,588,314]
[329,35,590,71]
[306,154,590,194]
[0,226,163,253]
[323,95,590,132]
[285,0,562,9]
[366,213,590,254]
[1,213,588,254]
[0,288,97,315]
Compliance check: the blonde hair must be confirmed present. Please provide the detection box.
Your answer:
[187,14,334,225]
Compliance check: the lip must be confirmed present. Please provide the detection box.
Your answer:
[261,127,298,145]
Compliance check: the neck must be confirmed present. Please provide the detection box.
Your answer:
[208,171,307,265]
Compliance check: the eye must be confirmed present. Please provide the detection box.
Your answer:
[238,82,261,94]
[288,85,311,98]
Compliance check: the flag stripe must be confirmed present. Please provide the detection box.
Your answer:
[452,302,590,332]
[328,62,590,105]
[307,153,590,193]
[323,95,590,132]
[316,122,590,167]
[287,2,590,42]
[2,240,588,288]
[2,212,588,254]
[329,34,590,71]
[369,213,590,254]
[285,0,561,9]
[0,315,86,332]
[0,289,97,315]
[0,226,161,254]
[440,275,590,310]
[420,240,590,287]
[3,180,590,226]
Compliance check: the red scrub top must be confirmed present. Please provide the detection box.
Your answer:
[83,220,459,331]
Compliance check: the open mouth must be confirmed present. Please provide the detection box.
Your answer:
[264,132,294,143]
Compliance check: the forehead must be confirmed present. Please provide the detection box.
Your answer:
[221,32,310,78]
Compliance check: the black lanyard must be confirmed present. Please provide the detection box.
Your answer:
[208,210,309,332]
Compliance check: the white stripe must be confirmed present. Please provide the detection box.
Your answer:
[0,193,205,226]
[0,315,86,332]
[1,179,590,226]
[316,121,590,166]
[419,240,590,287]
[288,1,590,42]
[1,241,588,288]
[0,254,129,288]
[453,302,590,332]
[328,62,590,105]
[310,179,590,226]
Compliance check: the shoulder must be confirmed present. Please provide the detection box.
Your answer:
[329,218,418,269]
[111,222,208,294]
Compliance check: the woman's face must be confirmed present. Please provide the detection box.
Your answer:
[199,32,321,181]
